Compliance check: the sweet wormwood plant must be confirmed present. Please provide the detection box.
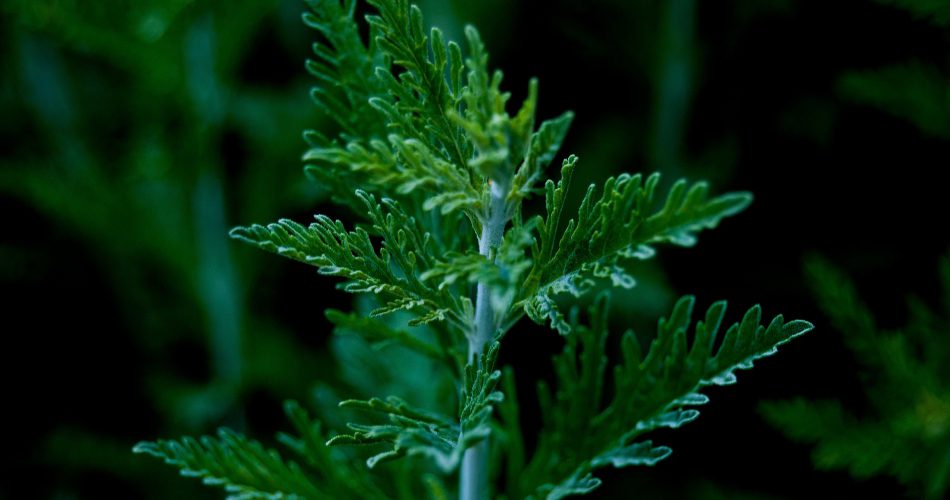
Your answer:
[134,1,814,498]
[762,255,950,499]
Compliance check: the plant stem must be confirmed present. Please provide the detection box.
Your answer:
[461,184,507,500]
[650,0,695,177]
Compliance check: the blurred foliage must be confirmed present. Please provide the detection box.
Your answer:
[870,0,950,26]
[1,0,322,497]
[761,254,950,498]
[838,1,950,139]
[762,8,950,494]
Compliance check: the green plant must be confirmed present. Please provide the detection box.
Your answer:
[761,255,950,499]
[134,0,813,498]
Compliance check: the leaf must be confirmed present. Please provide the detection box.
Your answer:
[840,62,950,139]
[510,110,575,204]
[134,430,319,499]
[327,396,462,469]
[365,0,471,170]
[519,156,752,333]
[544,473,601,500]
[515,295,813,498]
[277,401,389,498]
[328,343,503,472]
[497,367,526,485]
[133,401,386,500]
[302,0,388,138]
[299,0,396,209]
[133,401,385,499]
[231,192,466,331]
[326,309,447,362]
[589,441,672,468]
[870,0,950,26]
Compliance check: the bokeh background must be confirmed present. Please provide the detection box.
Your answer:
[1,0,948,498]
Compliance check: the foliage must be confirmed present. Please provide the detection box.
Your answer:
[507,295,812,499]
[840,1,950,139]
[136,0,812,498]
[325,342,502,471]
[762,4,950,495]
[134,401,386,499]
[0,1,322,497]
[761,255,950,499]
[870,0,950,26]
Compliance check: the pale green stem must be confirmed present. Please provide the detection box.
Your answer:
[461,184,507,500]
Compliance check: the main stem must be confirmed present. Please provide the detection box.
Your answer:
[461,186,507,500]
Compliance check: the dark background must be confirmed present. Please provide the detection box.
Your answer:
[1,0,947,498]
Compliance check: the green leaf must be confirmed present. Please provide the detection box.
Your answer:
[803,255,885,365]
[302,0,388,138]
[497,366,526,486]
[278,401,389,498]
[328,343,503,472]
[365,0,471,170]
[231,192,466,330]
[544,473,601,500]
[515,295,813,498]
[870,0,950,26]
[840,62,950,139]
[134,430,320,499]
[519,157,752,333]
[326,309,447,362]
[327,396,463,469]
[589,441,672,468]
[133,401,386,499]
[510,110,575,204]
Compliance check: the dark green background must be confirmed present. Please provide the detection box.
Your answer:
[1,0,947,498]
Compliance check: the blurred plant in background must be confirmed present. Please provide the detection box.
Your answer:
[1,0,322,497]
[838,1,950,139]
[761,254,950,498]
[759,5,950,497]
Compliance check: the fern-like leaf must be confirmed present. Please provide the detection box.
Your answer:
[517,157,752,334]
[512,295,813,498]
[326,308,454,366]
[134,401,385,499]
[231,191,468,330]
[134,430,320,499]
[327,343,503,472]
[303,0,388,138]
[840,62,950,139]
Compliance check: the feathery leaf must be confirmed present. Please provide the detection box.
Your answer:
[514,295,812,498]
